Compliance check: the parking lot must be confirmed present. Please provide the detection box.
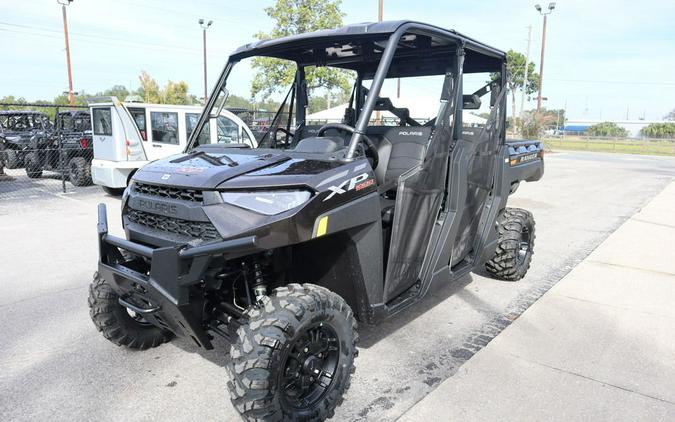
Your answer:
[1,150,675,421]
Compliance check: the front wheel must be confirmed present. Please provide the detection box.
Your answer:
[24,152,42,178]
[5,149,21,169]
[484,207,536,281]
[88,271,173,349]
[227,284,358,421]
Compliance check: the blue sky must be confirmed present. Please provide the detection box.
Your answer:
[1,0,674,120]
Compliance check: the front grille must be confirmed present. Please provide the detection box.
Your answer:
[133,182,204,202]
[126,209,221,240]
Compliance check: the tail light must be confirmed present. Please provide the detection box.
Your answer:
[79,138,89,149]
[125,139,132,157]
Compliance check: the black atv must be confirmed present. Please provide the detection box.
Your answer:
[89,21,543,421]
[0,110,53,169]
[24,110,93,186]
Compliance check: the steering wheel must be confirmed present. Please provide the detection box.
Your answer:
[317,123,379,169]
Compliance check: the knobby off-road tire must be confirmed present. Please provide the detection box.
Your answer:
[485,207,536,281]
[227,283,358,422]
[5,149,21,169]
[88,271,172,349]
[68,157,92,186]
[24,152,42,178]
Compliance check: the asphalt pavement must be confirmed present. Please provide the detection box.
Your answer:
[1,151,674,421]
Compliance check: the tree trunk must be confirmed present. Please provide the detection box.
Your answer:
[511,89,517,135]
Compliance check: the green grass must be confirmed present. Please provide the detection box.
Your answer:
[543,137,675,157]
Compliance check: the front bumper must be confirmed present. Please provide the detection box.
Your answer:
[96,203,260,349]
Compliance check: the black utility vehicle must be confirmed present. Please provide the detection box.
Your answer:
[24,110,93,185]
[89,21,543,421]
[0,110,52,169]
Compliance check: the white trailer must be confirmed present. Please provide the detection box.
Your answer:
[88,97,256,193]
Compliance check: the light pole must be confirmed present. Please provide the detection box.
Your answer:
[58,0,75,107]
[534,2,555,113]
[199,19,213,103]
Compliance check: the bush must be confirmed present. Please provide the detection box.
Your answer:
[587,122,628,137]
[517,111,555,140]
[640,123,675,139]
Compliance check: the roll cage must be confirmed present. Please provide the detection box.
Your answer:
[187,20,507,156]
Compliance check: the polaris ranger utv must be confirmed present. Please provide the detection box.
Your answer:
[24,110,93,185]
[89,21,543,421]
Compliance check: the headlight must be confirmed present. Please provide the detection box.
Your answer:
[221,190,311,215]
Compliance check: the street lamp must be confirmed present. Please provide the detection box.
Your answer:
[199,19,213,103]
[534,2,555,112]
[58,0,75,107]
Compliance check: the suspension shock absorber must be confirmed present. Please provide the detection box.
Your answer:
[251,262,268,300]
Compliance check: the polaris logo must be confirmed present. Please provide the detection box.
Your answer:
[324,173,371,201]
[398,131,424,136]
[138,199,178,216]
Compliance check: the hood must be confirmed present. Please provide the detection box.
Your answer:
[133,148,349,190]
[133,149,293,189]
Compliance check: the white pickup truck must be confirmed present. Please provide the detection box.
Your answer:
[88,97,256,194]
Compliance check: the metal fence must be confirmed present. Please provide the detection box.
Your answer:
[542,135,675,156]
[0,103,94,201]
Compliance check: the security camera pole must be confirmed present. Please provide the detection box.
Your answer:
[199,19,213,103]
[534,2,555,112]
[58,0,75,107]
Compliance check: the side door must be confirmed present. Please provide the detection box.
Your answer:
[90,106,117,161]
[448,88,506,267]
[146,109,184,160]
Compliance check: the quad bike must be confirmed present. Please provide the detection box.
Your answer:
[89,20,543,421]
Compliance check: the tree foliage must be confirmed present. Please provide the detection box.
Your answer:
[664,109,675,121]
[587,122,628,138]
[641,122,675,139]
[492,50,539,120]
[136,71,195,105]
[251,0,351,100]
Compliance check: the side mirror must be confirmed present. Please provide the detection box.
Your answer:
[462,94,481,110]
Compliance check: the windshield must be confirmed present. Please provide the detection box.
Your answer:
[187,56,356,151]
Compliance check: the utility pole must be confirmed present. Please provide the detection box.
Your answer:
[520,25,532,117]
[375,0,384,123]
[199,19,213,104]
[534,3,556,113]
[58,0,74,107]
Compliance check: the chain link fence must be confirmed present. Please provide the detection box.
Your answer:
[0,103,94,201]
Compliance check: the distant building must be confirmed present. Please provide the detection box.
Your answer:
[564,119,669,138]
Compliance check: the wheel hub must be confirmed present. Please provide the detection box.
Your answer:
[281,323,340,410]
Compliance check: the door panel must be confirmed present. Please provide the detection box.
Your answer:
[450,89,506,266]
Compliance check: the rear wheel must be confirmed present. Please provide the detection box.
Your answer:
[101,186,125,196]
[88,271,172,349]
[24,152,42,178]
[227,283,358,421]
[68,157,92,186]
[5,149,21,169]
[485,208,535,281]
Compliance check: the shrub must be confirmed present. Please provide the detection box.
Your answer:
[587,122,628,137]
[640,123,675,139]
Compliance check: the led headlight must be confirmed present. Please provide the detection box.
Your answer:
[221,190,311,215]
